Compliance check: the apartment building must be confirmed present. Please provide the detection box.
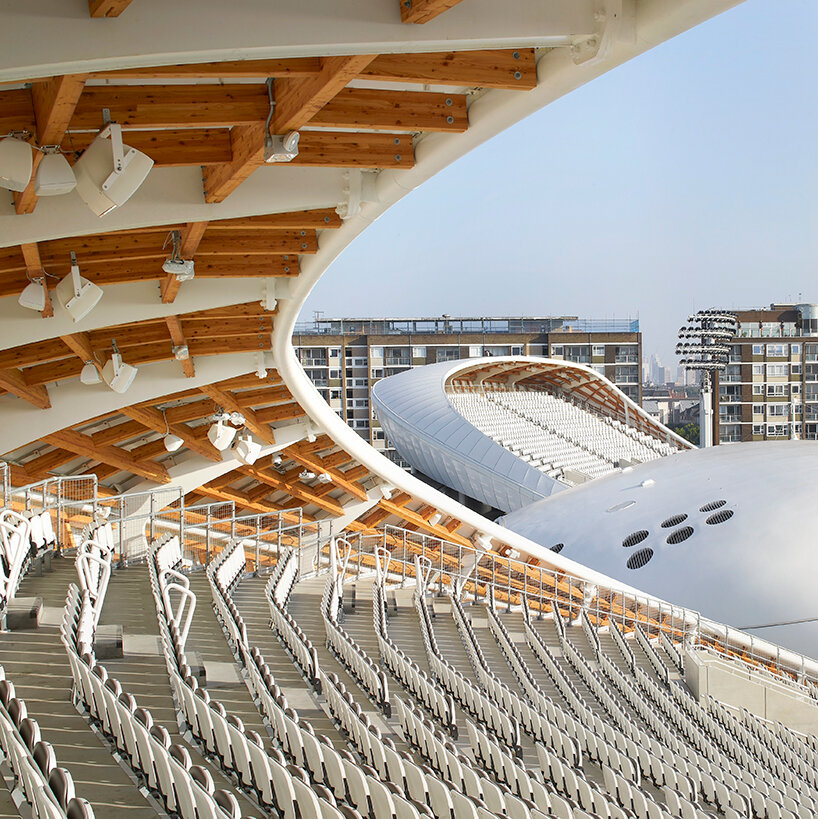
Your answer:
[292,315,641,465]
[712,303,818,444]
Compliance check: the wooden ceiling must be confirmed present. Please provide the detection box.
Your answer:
[2,48,536,215]
[0,33,540,550]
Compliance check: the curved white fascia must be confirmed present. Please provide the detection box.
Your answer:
[270,20,729,594]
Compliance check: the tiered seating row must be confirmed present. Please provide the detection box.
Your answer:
[60,582,238,819]
[0,508,57,616]
[372,582,457,732]
[322,572,390,714]
[0,656,94,818]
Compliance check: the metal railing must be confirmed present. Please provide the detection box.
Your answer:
[311,524,818,695]
[0,461,8,509]
[5,468,816,695]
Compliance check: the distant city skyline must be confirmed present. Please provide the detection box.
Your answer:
[302,0,817,370]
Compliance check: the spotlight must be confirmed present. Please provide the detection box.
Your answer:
[316,473,332,484]
[299,470,316,481]
[162,230,195,281]
[55,252,103,323]
[234,431,262,465]
[34,149,76,196]
[73,122,153,217]
[101,340,138,394]
[378,484,394,500]
[0,135,33,192]
[163,433,184,453]
[264,131,300,164]
[18,278,46,312]
[80,361,102,385]
[272,455,283,467]
[229,412,245,426]
[172,345,189,361]
[207,419,237,451]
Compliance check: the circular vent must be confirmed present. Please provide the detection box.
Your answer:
[626,548,654,570]
[660,514,688,529]
[550,543,565,554]
[666,526,694,545]
[699,500,726,513]
[706,510,734,525]
[622,530,649,548]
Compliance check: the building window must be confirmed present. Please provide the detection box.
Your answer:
[329,389,341,400]
[753,404,764,415]
[792,363,802,374]
[768,403,789,417]
[752,424,764,435]
[792,383,801,395]
[767,383,788,396]
[752,384,763,395]
[766,343,787,357]
[792,344,801,355]
[592,344,605,357]
[329,347,341,358]
[436,348,460,362]
[511,345,523,356]
[468,346,481,357]
[370,346,383,358]
[752,344,764,355]
[370,368,384,379]
[766,363,788,378]
[752,364,763,376]
[767,423,787,436]
[329,369,341,379]
[551,345,564,357]
[412,346,426,358]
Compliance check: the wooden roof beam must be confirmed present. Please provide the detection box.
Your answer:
[89,0,134,17]
[0,368,51,409]
[160,221,208,304]
[43,428,169,483]
[203,54,376,203]
[120,405,221,461]
[239,465,345,516]
[283,443,368,501]
[200,384,275,445]
[400,0,466,24]
[165,316,195,377]
[15,75,86,214]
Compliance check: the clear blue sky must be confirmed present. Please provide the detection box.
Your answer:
[302,0,818,368]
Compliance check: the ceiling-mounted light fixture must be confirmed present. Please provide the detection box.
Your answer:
[316,473,332,484]
[0,133,33,192]
[262,79,299,164]
[234,430,262,465]
[101,339,138,394]
[229,411,245,426]
[272,454,283,467]
[161,408,183,452]
[299,470,316,481]
[34,146,77,196]
[55,251,103,322]
[80,360,102,385]
[73,120,153,217]
[18,275,46,312]
[162,230,195,281]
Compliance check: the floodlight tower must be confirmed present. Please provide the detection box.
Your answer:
[676,310,738,447]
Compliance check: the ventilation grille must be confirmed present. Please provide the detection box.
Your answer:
[622,530,649,548]
[660,513,688,528]
[706,509,734,525]
[666,526,694,545]
[626,548,654,570]
[699,500,726,512]
[550,543,565,554]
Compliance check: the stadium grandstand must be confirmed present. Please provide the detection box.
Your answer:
[2,2,817,818]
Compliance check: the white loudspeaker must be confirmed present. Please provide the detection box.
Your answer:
[102,352,138,394]
[55,260,103,322]
[207,420,237,452]
[0,136,33,192]
[34,152,77,196]
[73,125,154,217]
